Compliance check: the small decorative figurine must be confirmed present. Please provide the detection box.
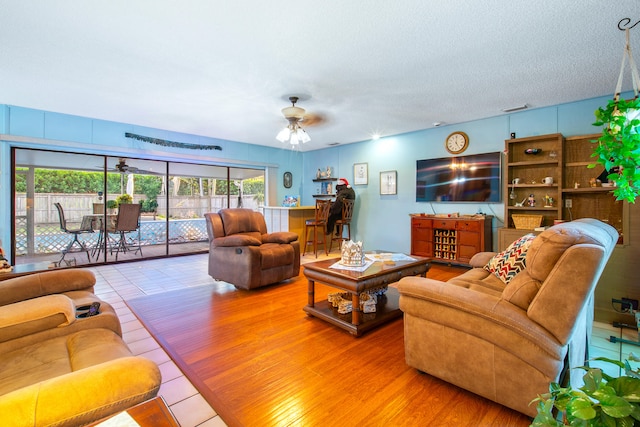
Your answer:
[544,194,554,207]
[528,194,536,207]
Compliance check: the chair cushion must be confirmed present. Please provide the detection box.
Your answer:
[262,232,298,244]
[213,235,262,247]
[260,244,294,269]
[484,234,535,284]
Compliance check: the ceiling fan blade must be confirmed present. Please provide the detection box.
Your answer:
[301,112,327,127]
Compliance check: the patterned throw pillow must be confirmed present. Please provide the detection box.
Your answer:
[484,234,536,284]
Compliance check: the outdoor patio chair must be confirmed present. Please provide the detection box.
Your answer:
[53,202,93,263]
[106,203,143,260]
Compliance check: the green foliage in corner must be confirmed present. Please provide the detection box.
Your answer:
[592,97,640,203]
[531,355,640,426]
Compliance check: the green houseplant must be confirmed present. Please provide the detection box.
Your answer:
[531,355,640,426]
[106,199,118,214]
[590,26,640,203]
[592,97,640,203]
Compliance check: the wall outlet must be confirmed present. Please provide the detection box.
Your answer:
[565,199,572,208]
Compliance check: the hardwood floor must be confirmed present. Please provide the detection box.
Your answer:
[126,262,532,427]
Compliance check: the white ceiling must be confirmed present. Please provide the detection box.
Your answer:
[1,1,639,152]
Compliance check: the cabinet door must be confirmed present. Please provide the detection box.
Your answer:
[411,218,433,256]
[457,230,480,263]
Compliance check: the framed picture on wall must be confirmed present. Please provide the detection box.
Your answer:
[380,170,397,195]
[353,163,368,185]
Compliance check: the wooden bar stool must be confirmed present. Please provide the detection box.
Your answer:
[329,198,354,253]
[303,199,331,257]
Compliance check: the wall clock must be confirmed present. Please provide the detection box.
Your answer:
[445,131,469,154]
[283,171,292,188]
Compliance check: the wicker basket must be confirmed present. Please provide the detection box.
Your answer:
[512,214,543,229]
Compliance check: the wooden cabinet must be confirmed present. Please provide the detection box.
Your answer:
[499,132,627,249]
[410,217,433,256]
[411,215,492,265]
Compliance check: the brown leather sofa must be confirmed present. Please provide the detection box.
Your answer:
[205,208,301,289]
[397,218,618,417]
[0,269,161,426]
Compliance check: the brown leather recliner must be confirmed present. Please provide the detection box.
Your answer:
[398,218,618,417]
[205,209,301,290]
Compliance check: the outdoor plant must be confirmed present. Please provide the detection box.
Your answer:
[530,354,640,426]
[115,194,133,205]
[591,97,640,203]
[139,199,158,213]
[106,200,118,210]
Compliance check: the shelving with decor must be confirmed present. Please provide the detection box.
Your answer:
[504,133,564,228]
[562,133,626,244]
[312,177,337,198]
[499,132,628,250]
[499,133,563,249]
[410,215,492,266]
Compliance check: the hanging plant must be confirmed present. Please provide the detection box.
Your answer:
[592,97,640,202]
[590,24,640,203]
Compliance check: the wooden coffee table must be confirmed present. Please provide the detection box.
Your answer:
[303,253,430,336]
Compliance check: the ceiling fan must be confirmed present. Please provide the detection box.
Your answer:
[276,96,326,145]
[114,158,140,173]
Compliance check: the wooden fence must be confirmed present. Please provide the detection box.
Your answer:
[15,194,260,223]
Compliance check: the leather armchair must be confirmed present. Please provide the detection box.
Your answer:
[0,269,161,426]
[205,209,301,289]
[397,219,618,417]
[0,269,122,354]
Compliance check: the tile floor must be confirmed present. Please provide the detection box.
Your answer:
[90,254,225,427]
[89,251,341,426]
[89,252,637,426]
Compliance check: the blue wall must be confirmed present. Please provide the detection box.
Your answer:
[0,93,619,256]
[301,94,616,253]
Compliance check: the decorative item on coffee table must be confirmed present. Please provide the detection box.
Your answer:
[340,240,365,266]
[328,292,377,314]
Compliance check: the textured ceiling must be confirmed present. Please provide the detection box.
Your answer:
[1,1,639,152]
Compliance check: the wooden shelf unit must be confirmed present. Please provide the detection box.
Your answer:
[504,133,564,229]
[410,215,492,265]
[499,132,627,249]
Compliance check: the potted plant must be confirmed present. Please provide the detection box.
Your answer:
[106,200,118,214]
[530,355,640,426]
[116,194,133,205]
[591,97,640,202]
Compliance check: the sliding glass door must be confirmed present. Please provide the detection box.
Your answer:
[12,148,265,267]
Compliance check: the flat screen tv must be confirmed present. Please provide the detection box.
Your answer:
[416,152,502,202]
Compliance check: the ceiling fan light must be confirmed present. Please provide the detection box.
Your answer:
[276,127,290,142]
[290,132,300,145]
[299,129,310,143]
